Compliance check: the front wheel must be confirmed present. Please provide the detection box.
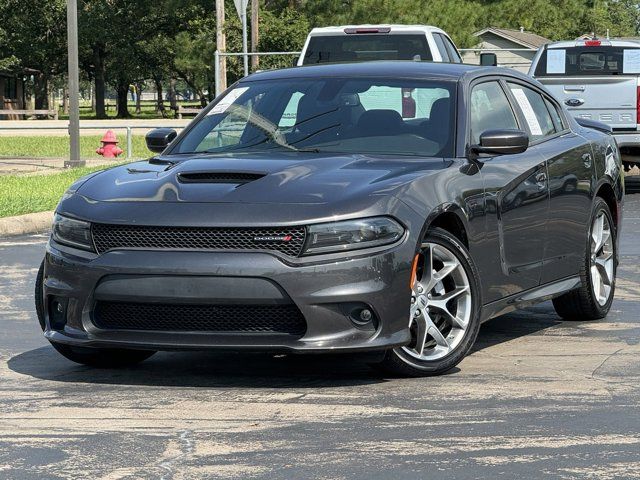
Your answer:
[552,198,616,320]
[35,259,156,368]
[378,228,482,377]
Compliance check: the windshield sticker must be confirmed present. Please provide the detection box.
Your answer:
[623,49,640,74]
[208,87,250,115]
[511,88,543,136]
[546,49,566,74]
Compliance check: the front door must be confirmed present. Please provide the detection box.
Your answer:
[469,80,549,303]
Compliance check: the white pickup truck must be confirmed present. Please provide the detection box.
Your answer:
[529,39,640,169]
[297,25,462,66]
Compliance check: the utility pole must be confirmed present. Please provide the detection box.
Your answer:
[215,0,227,93]
[66,0,82,168]
[233,0,249,77]
[250,0,259,71]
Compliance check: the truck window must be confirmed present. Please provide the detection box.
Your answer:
[534,46,640,76]
[302,34,433,64]
[434,33,461,63]
[432,34,450,62]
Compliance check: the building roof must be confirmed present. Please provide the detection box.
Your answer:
[475,27,550,49]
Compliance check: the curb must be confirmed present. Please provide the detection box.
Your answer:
[0,211,53,238]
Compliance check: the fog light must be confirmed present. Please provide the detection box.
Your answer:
[48,296,68,331]
[359,309,373,322]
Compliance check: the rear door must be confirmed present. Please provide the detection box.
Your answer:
[505,81,594,283]
[532,44,640,130]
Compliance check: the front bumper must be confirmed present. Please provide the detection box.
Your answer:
[42,238,415,354]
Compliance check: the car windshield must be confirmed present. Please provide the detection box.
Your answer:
[172,77,456,157]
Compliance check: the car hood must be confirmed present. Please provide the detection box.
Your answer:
[76,152,448,205]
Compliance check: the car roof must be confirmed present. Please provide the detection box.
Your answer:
[242,61,529,83]
[547,39,640,49]
[308,25,446,35]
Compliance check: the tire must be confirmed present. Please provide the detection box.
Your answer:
[35,260,46,331]
[34,258,156,368]
[377,227,482,377]
[552,197,616,321]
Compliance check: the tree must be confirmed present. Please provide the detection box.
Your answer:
[0,0,67,109]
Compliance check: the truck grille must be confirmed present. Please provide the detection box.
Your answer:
[93,301,307,336]
[91,224,306,257]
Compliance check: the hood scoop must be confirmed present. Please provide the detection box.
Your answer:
[177,171,266,185]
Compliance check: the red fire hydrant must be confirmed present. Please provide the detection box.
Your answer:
[96,130,123,158]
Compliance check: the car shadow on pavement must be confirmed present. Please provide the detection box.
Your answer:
[7,305,561,388]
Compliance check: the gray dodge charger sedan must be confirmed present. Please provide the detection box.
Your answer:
[36,62,624,376]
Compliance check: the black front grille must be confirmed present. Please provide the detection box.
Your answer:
[92,224,306,257]
[93,301,307,336]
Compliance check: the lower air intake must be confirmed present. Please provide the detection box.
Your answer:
[93,301,307,336]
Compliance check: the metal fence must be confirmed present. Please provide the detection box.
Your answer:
[0,124,186,160]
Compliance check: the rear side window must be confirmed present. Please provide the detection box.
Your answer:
[432,33,450,62]
[469,81,519,144]
[508,83,556,141]
[438,34,462,63]
[303,34,433,64]
[534,46,640,76]
[544,97,566,131]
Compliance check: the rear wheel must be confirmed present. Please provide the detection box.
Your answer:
[35,259,156,368]
[378,228,481,377]
[552,198,616,320]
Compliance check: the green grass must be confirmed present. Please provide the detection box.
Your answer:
[0,164,125,218]
[0,135,149,159]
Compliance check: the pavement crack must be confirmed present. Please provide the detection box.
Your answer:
[158,429,195,480]
[591,348,624,379]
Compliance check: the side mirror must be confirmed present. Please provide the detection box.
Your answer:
[470,129,529,157]
[480,52,498,67]
[145,128,177,153]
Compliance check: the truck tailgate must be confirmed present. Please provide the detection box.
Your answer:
[538,76,637,130]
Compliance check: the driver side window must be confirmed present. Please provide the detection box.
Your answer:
[469,81,518,145]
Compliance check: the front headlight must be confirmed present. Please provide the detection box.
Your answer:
[303,217,404,255]
[51,214,94,251]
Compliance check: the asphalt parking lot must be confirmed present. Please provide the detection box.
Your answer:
[0,192,639,480]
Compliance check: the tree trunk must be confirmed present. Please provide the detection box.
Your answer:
[135,82,143,114]
[94,46,106,119]
[169,78,178,115]
[62,83,68,114]
[34,73,49,110]
[116,81,131,118]
[154,77,167,118]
